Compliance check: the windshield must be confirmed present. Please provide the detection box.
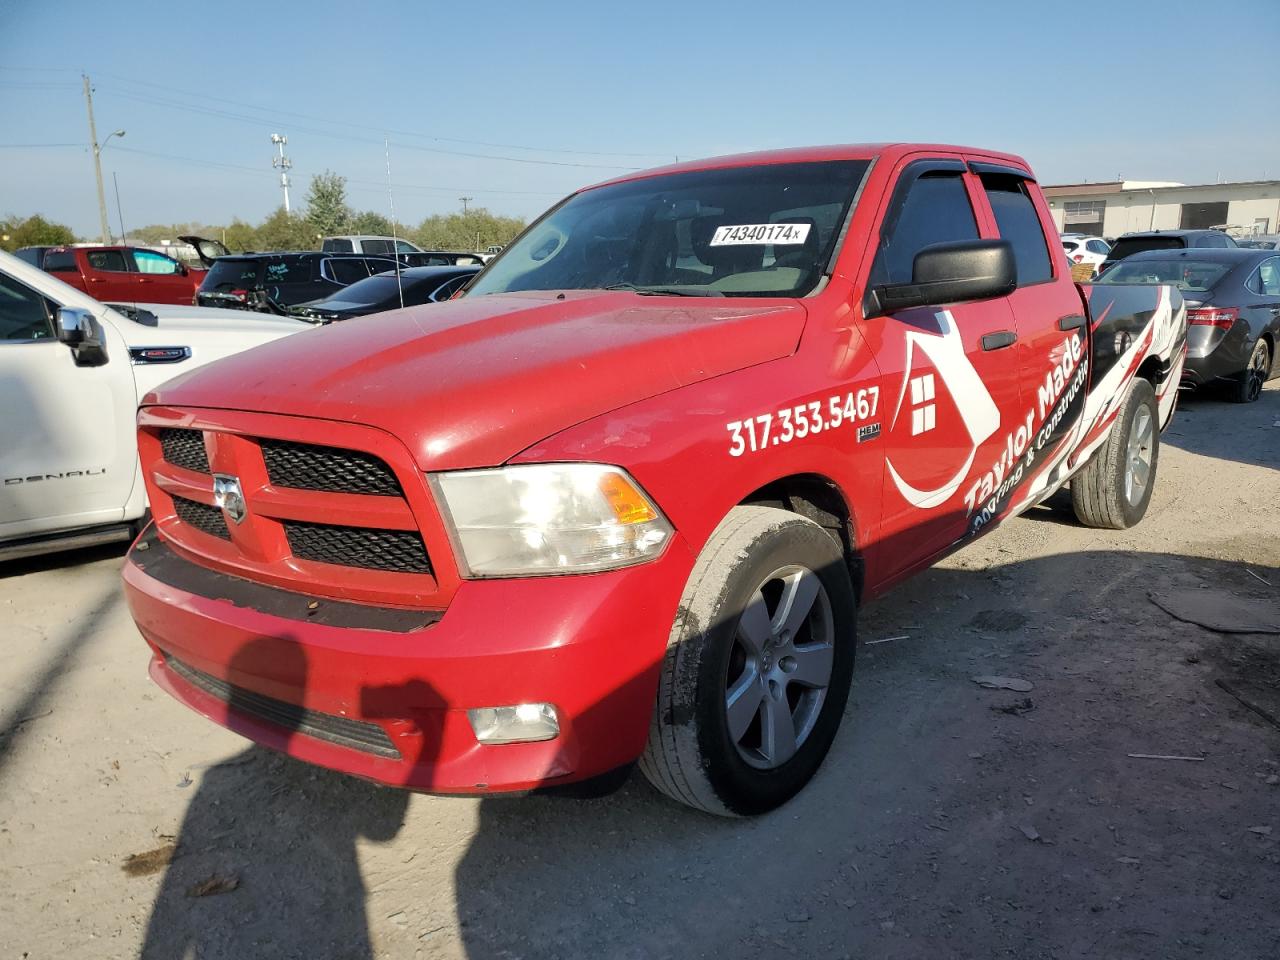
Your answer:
[1095,258,1233,292]
[316,274,410,309]
[204,260,262,291]
[468,160,870,299]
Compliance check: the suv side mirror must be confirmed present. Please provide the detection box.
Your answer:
[56,307,109,366]
[867,239,1016,317]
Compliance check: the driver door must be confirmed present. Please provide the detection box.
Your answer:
[859,160,1026,580]
[0,272,137,538]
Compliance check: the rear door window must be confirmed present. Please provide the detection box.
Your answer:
[322,238,353,253]
[871,171,978,286]
[86,249,130,272]
[981,175,1053,285]
[361,239,394,256]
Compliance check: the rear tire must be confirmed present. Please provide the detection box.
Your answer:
[640,506,856,816]
[1071,379,1159,529]
[1230,338,1270,404]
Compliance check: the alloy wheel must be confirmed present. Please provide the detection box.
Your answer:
[1124,404,1154,506]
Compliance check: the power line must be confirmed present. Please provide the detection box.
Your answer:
[91,70,672,162]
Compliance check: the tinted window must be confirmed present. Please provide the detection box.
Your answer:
[361,239,394,255]
[326,259,371,285]
[132,250,181,275]
[364,258,400,276]
[86,249,129,272]
[469,160,870,299]
[981,175,1052,285]
[1107,237,1185,261]
[204,259,263,291]
[263,257,314,285]
[1086,239,1110,254]
[431,276,469,301]
[0,273,55,341]
[872,172,978,286]
[322,238,353,252]
[395,240,418,253]
[14,248,44,267]
[43,250,77,272]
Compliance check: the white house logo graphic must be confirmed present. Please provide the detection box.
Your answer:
[886,311,1001,510]
[910,374,937,435]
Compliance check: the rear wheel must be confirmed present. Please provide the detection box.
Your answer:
[1071,379,1159,529]
[1230,338,1270,404]
[640,506,856,816]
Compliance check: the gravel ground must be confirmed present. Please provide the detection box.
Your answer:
[1,382,1277,960]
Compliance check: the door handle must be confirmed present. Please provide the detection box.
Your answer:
[1058,314,1086,331]
[981,330,1017,351]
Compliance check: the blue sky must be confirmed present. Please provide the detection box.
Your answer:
[2,0,1278,237]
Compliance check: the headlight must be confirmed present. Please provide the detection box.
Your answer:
[430,463,673,577]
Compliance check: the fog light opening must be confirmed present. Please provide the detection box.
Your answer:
[467,703,560,744]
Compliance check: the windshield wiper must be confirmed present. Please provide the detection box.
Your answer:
[602,282,723,298]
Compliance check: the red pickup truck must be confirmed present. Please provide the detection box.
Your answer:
[122,144,1186,815]
[42,245,206,305]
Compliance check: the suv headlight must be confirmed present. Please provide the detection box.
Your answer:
[430,463,673,577]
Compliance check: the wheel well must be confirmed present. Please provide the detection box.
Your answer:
[739,474,864,601]
[1136,354,1165,386]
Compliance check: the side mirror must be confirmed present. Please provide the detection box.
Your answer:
[56,306,92,345]
[55,307,109,366]
[867,239,1016,317]
[178,263,189,276]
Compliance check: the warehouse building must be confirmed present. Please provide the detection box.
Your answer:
[1043,179,1280,240]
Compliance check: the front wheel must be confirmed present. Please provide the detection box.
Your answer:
[640,506,856,816]
[1230,338,1271,404]
[1071,379,1159,529]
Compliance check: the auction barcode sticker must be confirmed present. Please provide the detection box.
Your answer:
[709,223,811,246]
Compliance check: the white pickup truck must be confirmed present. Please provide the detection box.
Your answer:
[0,250,308,560]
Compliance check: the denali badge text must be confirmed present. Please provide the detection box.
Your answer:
[212,474,247,525]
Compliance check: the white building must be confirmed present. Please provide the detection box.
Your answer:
[1043,179,1280,239]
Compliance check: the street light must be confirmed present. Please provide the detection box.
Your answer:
[91,129,125,243]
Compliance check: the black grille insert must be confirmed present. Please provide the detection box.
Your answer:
[160,428,210,474]
[165,655,400,759]
[173,496,230,541]
[284,521,430,574]
[261,440,402,497]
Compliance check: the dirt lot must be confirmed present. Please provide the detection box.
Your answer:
[1,383,1277,960]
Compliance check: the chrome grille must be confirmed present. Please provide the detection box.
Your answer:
[173,496,230,541]
[260,440,402,497]
[161,428,210,474]
[283,521,430,574]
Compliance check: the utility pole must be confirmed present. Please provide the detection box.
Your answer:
[459,196,473,215]
[271,134,293,212]
[83,74,112,244]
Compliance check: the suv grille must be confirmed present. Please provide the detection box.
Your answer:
[173,496,230,540]
[161,428,210,474]
[166,655,400,759]
[283,521,430,574]
[261,440,402,497]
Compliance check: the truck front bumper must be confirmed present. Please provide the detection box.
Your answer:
[122,526,694,794]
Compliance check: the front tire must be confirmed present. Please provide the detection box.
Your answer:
[1230,338,1270,404]
[1071,379,1159,529]
[640,506,856,816]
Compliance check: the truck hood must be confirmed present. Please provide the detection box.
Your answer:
[146,290,806,470]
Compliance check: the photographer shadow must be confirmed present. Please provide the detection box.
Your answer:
[139,638,413,960]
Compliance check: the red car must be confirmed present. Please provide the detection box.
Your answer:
[123,144,1186,815]
[42,245,206,305]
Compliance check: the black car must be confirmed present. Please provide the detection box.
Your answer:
[195,252,402,311]
[14,246,56,268]
[1096,248,1280,402]
[1098,229,1236,275]
[289,265,481,322]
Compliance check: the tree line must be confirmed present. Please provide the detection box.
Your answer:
[1,171,528,255]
